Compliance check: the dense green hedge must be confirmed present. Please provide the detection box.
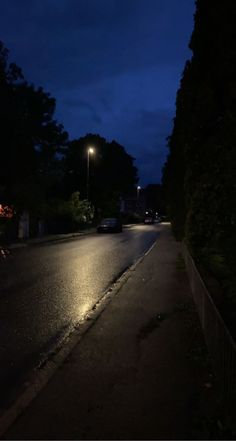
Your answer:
[162,0,236,306]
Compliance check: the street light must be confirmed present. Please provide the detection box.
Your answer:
[137,185,141,200]
[87,147,95,200]
[136,186,141,213]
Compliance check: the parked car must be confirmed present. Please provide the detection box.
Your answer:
[159,215,169,222]
[97,218,123,233]
[143,216,154,224]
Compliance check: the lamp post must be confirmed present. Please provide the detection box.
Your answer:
[137,186,141,213]
[137,185,141,200]
[87,147,94,200]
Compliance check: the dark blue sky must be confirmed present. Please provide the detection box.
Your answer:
[0,0,195,185]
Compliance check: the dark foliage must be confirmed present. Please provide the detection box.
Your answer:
[0,40,68,214]
[143,184,165,215]
[162,1,236,304]
[0,41,138,237]
[63,134,138,217]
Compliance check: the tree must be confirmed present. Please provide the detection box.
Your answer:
[162,0,236,305]
[63,134,138,216]
[69,191,94,223]
[0,41,68,214]
[44,191,94,234]
[143,184,165,214]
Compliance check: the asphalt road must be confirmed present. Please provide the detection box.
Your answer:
[0,224,159,409]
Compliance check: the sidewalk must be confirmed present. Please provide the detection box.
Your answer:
[7,224,135,249]
[7,228,97,249]
[3,225,216,440]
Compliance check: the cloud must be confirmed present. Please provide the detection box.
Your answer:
[0,0,195,91]
[0,0,195,185]
[54,69,175,184]
[61,98,103,126]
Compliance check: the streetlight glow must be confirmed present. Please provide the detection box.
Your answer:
[87,146,95,200]
[137,185,141,209]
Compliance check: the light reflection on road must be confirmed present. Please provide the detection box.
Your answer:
[0,224,160,404]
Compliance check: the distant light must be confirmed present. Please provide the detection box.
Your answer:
[137,186,141,190]
[88,147,94,154]
[146,211,148,215]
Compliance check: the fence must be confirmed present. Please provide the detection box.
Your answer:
[182,243,236,406]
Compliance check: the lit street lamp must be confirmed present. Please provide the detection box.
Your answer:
[87,147,95,200]
[136,186,141,213]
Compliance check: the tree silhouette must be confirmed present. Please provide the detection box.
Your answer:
[0,41,68,213]
[162,0,236,308]
[64,134,138,216]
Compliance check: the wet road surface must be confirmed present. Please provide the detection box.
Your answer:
[0,224,159,408]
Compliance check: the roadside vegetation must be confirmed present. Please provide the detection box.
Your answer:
[0,41,138,241]
[162,0,236,336]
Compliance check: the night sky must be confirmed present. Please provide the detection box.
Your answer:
[0,0,195,185]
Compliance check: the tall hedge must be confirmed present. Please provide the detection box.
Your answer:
[163,0,236,301]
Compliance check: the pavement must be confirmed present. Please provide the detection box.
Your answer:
[7,228,97,249]
[6,224,135,249]
[2,224,217,440]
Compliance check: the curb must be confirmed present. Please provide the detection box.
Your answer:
[7,224,136,250]
[0,237,158,438]
[8,231,95,249]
